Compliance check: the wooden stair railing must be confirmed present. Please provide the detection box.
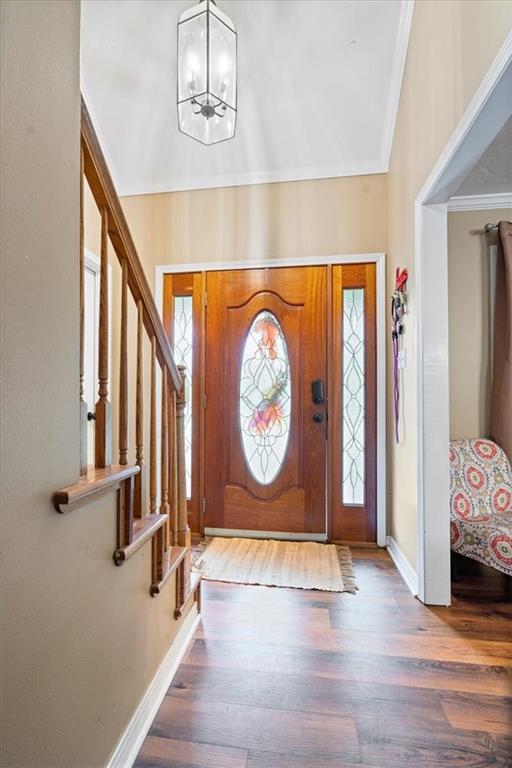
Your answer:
[53,97,199,609]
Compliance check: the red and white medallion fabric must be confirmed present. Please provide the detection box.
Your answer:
[450,439,512,576]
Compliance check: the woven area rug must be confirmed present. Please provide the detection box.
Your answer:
[192,537,357,593]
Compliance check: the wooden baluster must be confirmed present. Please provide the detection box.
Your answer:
[118,475,134,550]
[170,390,178,547]
[79,145,88,475]
[95,207,112,468]
[134,300,145,518]
[167,389,174,549]
[174,561,182,619]
[160,369,170,515]
[152,366,170,584]
[176,365,191,550]
[119,259,128,465]
[175,366,191,617]
[160,367,170,520]
[152,525,165,586]
[150,336,157,514]
[149,336,164,584]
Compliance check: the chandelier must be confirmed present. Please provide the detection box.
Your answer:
[177,0,237,145]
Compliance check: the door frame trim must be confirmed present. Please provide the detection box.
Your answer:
[156,252,386,547]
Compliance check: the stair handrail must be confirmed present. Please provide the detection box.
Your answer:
[80,97,181,390]
[53,96,196,605]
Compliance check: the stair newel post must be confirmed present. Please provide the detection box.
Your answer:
[79,144,88,476]
[95,206,112,468]
[134,300,145,517]
[119,259,128,466]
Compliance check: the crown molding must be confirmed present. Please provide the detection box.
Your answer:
[447,192,512,212]
[117,161,387,198]
[381,0,415,170]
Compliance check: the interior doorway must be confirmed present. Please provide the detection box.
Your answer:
[415,42,512,605]
[161,258,384,545]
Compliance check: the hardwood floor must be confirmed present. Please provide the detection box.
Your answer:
[135,548,512,768]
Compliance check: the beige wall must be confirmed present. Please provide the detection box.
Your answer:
[387,0,512,568]
[120,174,387,288]
[448,208,512,439]
[0,3,193,767]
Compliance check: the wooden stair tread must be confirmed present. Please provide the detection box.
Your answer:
[113,513,168,566]
[53,464,140,514]
[150,546,188,596]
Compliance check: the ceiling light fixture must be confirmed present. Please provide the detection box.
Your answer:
[177,0,237,146]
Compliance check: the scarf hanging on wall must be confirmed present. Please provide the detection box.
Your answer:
[391,267,408,444]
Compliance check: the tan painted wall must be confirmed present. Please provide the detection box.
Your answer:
[387,0,512,568]
[0,3,194,767]
[120,174,388,289]
[448,208,512,439]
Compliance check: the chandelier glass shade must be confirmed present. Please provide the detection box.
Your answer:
[177,0,237,145]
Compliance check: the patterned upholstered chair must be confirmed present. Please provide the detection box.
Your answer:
[450,438,512,576]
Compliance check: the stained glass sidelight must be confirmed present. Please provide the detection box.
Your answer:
[173,296,193,498]
[342,288,365,505]
[239,311,291,485]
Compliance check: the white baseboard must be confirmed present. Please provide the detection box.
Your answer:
[204,527,327,542]
[386,536,418,597]
[106,607,200,768]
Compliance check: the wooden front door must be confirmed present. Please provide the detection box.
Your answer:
[204,267,327,534]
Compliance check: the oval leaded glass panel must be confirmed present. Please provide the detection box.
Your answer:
[239,311,291,485]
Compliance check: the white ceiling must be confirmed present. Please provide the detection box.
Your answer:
[455,116,512,197]
[81,0,413,196]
